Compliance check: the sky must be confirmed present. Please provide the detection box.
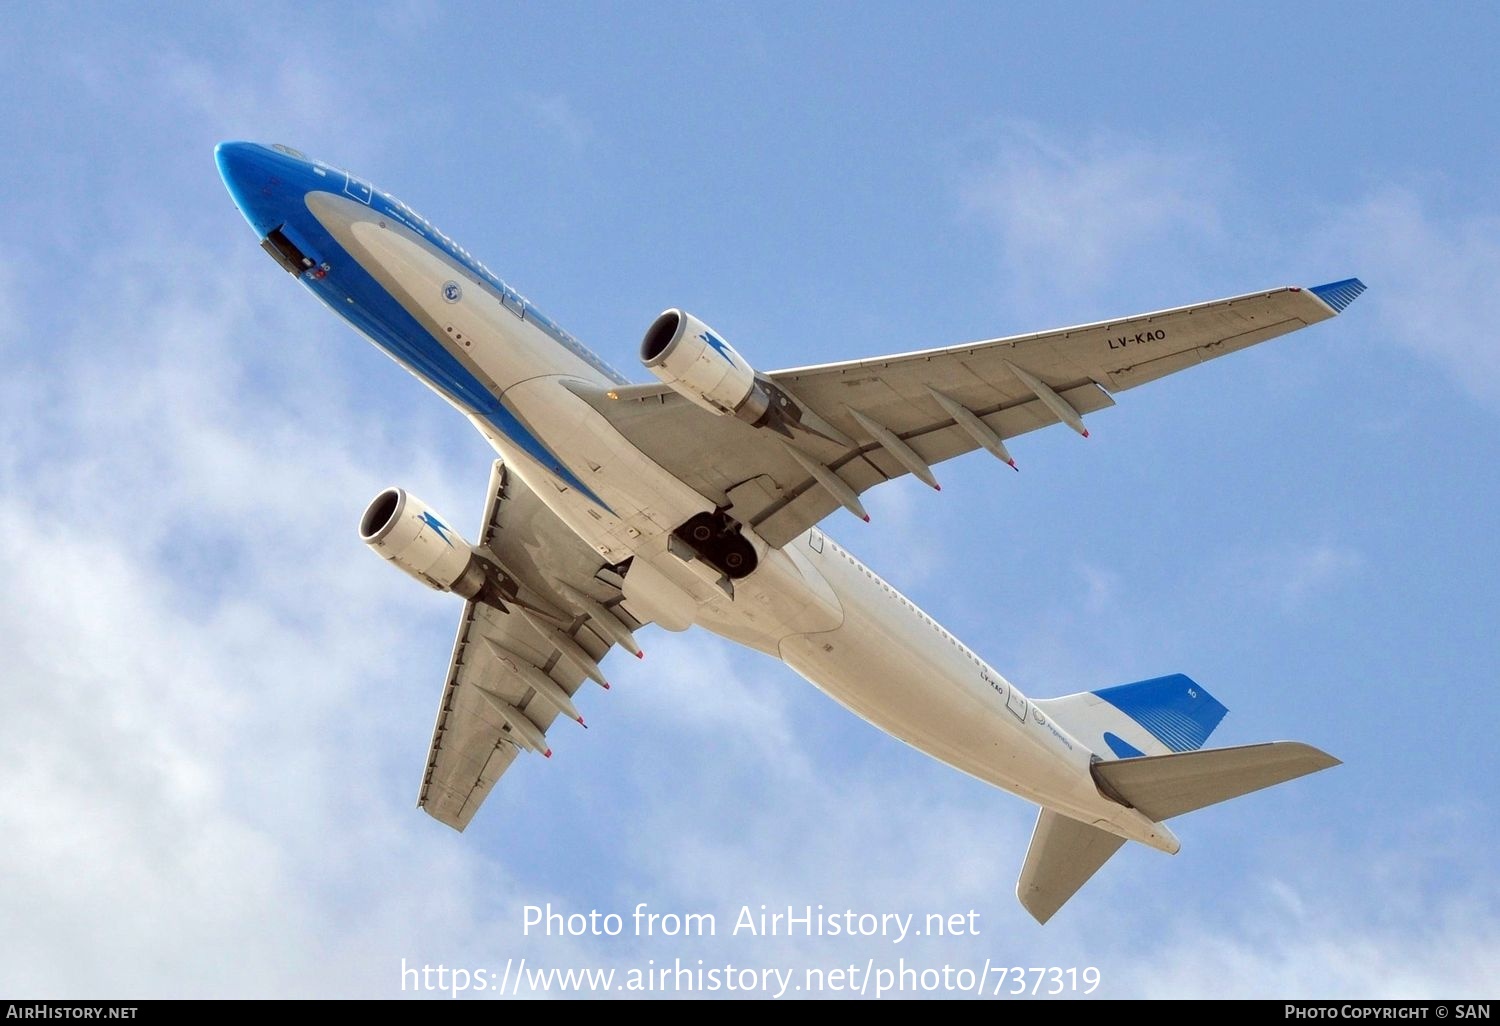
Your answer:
[2,1,1497,999]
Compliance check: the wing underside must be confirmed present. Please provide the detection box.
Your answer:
[418,459,646,830]
[580,281,1363,546]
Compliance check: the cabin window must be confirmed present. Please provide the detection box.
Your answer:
[808,531,824,553]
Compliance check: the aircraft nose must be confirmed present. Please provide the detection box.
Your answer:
[214,140,253,177]
[215,141,290,235]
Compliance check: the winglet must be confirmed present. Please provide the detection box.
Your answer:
[1308,278,1366,314]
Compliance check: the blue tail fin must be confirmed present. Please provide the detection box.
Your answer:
[1094,674,1229,753]
[1034,673,1228,759]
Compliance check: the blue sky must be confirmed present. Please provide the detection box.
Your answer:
[2,2,1497,998]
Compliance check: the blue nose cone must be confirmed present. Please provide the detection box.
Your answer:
[215,140,302,236]
[213,139,259,181]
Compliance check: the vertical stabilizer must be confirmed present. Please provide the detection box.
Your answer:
[1034,673,1228,758]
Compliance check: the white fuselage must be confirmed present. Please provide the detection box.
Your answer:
[308,189,1177,853]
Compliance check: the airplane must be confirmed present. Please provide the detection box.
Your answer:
[215,141,1361,923]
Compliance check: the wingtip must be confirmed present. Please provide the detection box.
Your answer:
[1016,889,1055,926]
[861,514,871,523]
[635,650,644,660]
[543,748,553,759]
[1308,277,1367,314]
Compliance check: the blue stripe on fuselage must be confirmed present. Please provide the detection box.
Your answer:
[363,185,629,388]
[219,144,618,511]
[297,213,615,511]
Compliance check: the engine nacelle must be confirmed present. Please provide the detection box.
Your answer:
[359,487,513,605]
[640,309,771,420]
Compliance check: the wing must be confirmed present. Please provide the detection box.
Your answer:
[419,459,647,830]
[578,280,1365,546]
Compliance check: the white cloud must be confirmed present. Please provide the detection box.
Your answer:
[961,122,1227,302]
[858,480,948,589]
[1214,541,1364,616]
[629,631,803,765]
[1126,875,1499,998]
[49,20,400,177]
[1280,544,1364,612]
[0,505,302,995]
[962,125,1500,416]
[0,235,474,995]
[1076,561,1121,615]
[1314,188,1500,408]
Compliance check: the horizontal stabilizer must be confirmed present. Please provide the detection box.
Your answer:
[1017,810,1126,925]
[1092,741,1341,821]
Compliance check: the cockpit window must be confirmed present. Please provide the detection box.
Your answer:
[271,144,306,159]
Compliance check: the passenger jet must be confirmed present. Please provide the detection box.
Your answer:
[216,141,1360,922]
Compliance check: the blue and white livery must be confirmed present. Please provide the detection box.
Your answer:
[217,141,1358,922]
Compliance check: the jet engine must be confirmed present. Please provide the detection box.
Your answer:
[639,309,772,420]
[359,487,515,606]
